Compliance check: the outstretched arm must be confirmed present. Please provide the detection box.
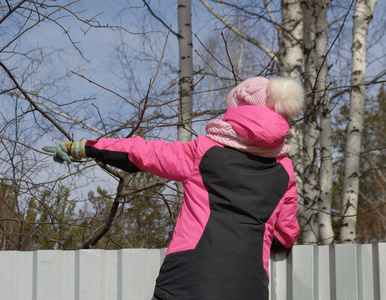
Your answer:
[43,136,198,182]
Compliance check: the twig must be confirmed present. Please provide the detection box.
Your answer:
[0,0,27,24]
[81,178,125,249]
[91,103,107,135]
[0,194,66,249]
[126,24,172,138]
[70,71,141,110]
[221,32,238,85]
[8,90,105,136]
[142,0,180,38]
[298,199,386,218]
[199,0,278,64]
[0,61,73,141]
[312,0,355,95]
[194,33,241,83]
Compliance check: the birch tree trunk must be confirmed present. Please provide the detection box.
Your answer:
[340,0,377,244]
[277,0,304,240]
[176,0,194,201]
[177,0,194,143]
[301,1,319,244]
[316,0,334,244]
[277,0,304,79]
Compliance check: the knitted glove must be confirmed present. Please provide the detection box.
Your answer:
[42,140,87,163]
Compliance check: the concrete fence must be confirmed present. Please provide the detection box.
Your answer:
[0,243,385,300]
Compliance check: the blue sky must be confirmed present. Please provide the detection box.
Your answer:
[1,0,385,203]
[3,1,385,139]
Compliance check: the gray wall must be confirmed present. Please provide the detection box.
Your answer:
[0,244,385,300]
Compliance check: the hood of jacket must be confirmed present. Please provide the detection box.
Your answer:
[222,106,290,149]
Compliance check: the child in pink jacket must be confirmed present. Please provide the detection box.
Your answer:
[44,77,304,300]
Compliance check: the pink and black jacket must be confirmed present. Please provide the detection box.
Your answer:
[84,106,299,300]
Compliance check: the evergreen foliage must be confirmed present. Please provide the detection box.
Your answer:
[0,173,176,250]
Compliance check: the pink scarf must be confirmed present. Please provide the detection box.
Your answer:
[205,119,290,158]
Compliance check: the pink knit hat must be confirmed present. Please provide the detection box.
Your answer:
[226,77,304,120]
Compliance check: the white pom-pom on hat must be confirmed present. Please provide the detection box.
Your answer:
[266,77,304,119]
[225,76,304,120]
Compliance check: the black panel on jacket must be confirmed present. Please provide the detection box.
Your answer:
[85,146,140,173]
[155,146,290,300]
[271,235,286,250]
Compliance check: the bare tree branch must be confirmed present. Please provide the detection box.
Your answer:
[0,61,73,141]
[199,0,278,64]
[142,0,180,38]
[0,0,27,24]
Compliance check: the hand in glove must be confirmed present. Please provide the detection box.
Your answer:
[42,140,87,163]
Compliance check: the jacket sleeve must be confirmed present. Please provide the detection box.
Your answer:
[85,136,197,182]
[273,177,299,248]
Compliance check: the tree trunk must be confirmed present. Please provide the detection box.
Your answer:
[340,0,377,244]
[177,0,194,143]
[278,0,304,79]
[316,0,334,245]
[278,0,304,244]
[176,0,194,201]
[301,1,319,244]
